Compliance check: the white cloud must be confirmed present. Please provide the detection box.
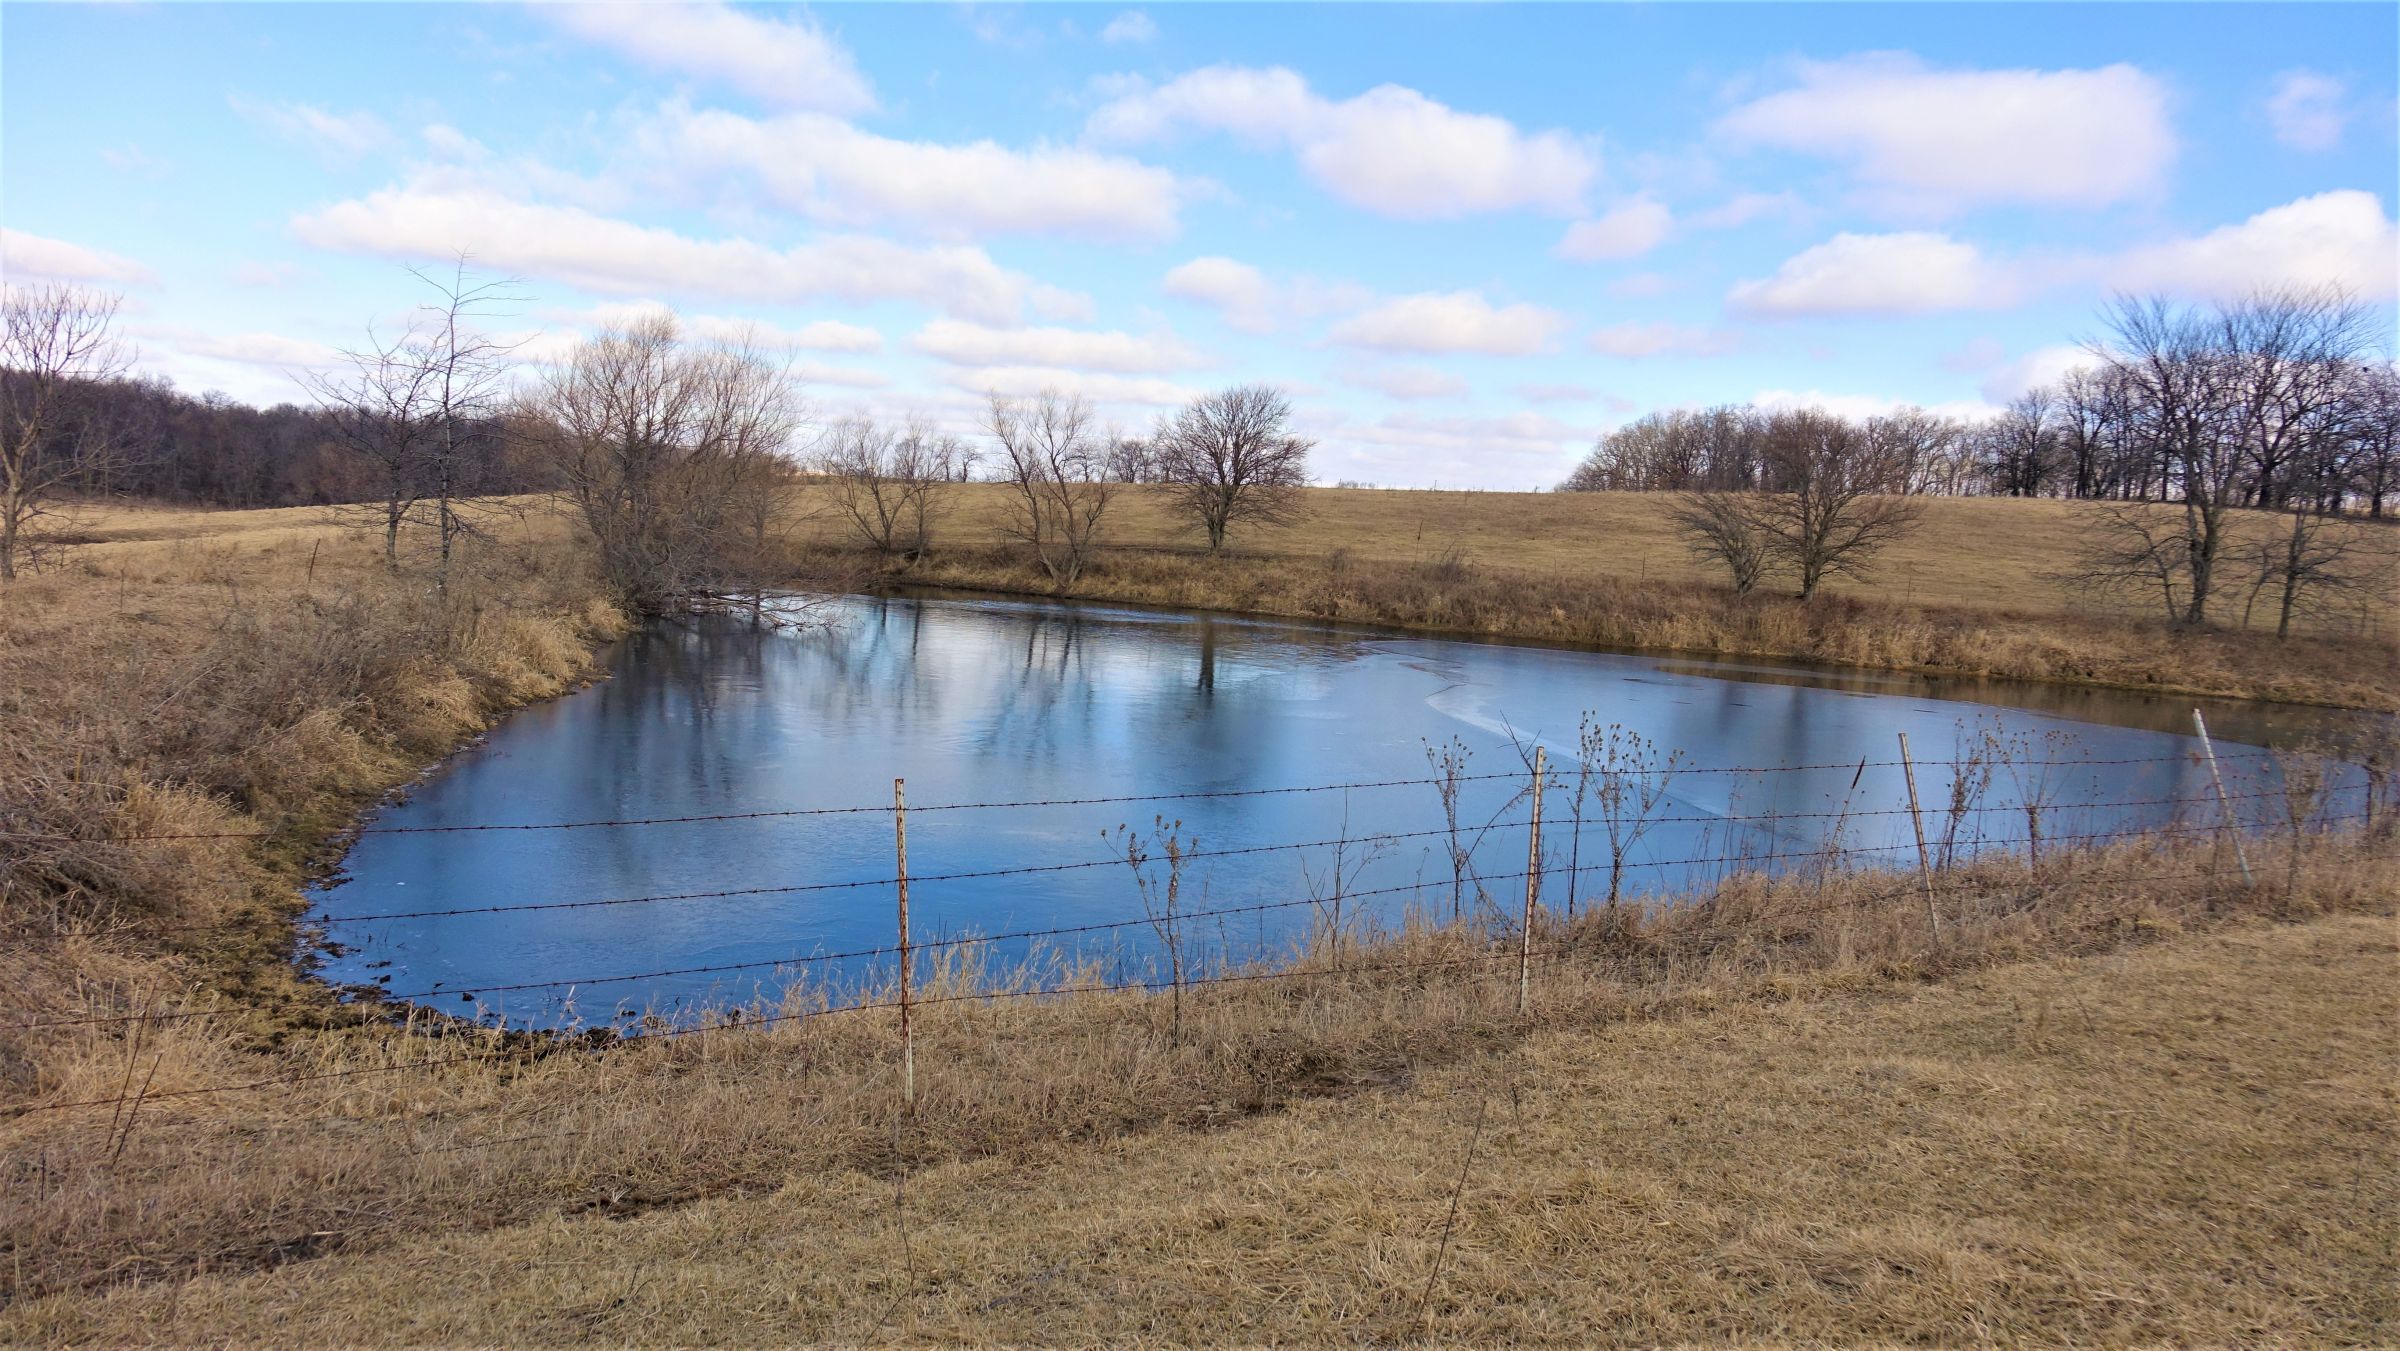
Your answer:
[1336,364,1470,401]
[167,330,342,369]
[1306,409,1595,489]
[1327,290,1567,356]
[2107,190,2398,301]
[227,95,395,165]
[940,364,1199,408]
[537,2,875,115]
[1585,321,1734,358]
[129,323,343,389]
[1729,231,2017,317]
[1718,54,2175,211]
[1608,272,1673,299]
[634,102,1185,242]
[290,188,1090,324]
[0,228,155,286]
[1161,256,1275,333]
[1099,10,1156,44]
[746,319,884,354]
[908,318,1202,372]
[227,260,317,289]
[1555,198,1672,262]
[791,362,890,389]
[1728,192,2399,317]
[1978,344,2096,402]
[2265,71,2348,152]
[1088,65,1595,218]
[561,300,886,353]
[1512,383,1598,405]
[1753,387,2002,425]
[1690,191,1809,229]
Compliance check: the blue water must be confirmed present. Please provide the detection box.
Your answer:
[304,592,2362,1027]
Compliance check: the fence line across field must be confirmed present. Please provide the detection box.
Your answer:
[17,778,2357,948]
[14,844,2385,1125]
[14,803,2378,1034]
[0,745,2287,846]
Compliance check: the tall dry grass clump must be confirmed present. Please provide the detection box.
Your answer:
[0,509,626,1096]
[4,818,2391,1310]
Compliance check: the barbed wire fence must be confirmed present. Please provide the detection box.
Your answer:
[6,726,2389,1134]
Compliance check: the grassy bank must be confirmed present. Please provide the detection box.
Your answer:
[793,484,2400,711]
[4,500,2396,1344]
[7,844,2393,1344]
[0,505,625,1088]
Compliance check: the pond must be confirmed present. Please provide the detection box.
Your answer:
[305,592,2373,1027]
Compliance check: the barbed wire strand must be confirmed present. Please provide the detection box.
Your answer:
[14,839,2387,1122]
[0,747,2286,845]
[19,780,2360,946]
[14,808,2376,1034]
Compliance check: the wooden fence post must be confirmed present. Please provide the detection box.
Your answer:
[2192,710,2253,888]
[1518,745,1545,1016]
[1897,733,1943,945]
[894,777,914,1116]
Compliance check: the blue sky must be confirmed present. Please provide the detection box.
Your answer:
[4,2,2395,489]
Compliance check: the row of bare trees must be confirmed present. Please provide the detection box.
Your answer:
[4,275,1319,603]
[1662,408,1926,599]
[1564,289,2397,523]
[0,277,805,613]
[1985,295,2397,516]
[1562,404,1982,498]
[2059,290,2395,632]
[813,384,1313,582]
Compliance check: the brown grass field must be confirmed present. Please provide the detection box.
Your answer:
[1,495,2396,1344]
[803,483,2400,712]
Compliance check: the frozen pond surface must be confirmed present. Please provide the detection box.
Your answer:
[307,592,2363,1026]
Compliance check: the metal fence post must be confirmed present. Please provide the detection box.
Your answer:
[1518,745,1545,1015]
[894,776,914,1116]
[1897,733,1943,945]
[2192,710,2253,888]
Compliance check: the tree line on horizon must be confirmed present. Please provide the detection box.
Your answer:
[5,273,2392,627]
[0,274,1311,608]
[1557,288,2396,634]
[1561,287,2398,521]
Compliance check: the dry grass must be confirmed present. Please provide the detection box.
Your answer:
[0,504,623,1078]
[4,829,2393,1332]
[6,856,2393,1345]
[802,483,2400,711]
[4,498,2396,1345]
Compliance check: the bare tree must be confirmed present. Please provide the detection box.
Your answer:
[1151,384,1313,550]
[2066,501,2196,624]
[2352,363,2400,519]
[2238,488,2395,639]
[817,415,965,558]
[1667,491,1772,594]
[307,324,432,570]
[2077,288,2377,626]
[987,390,1114,587]
[517,312,804,614]
[1752,409,1923,599]
[1867,406,1972,497]
[1979,391,2057,497]
[1104,432,1165,484]
[408,263,526,591]
[304,263,522,581]
[1,285,132,580]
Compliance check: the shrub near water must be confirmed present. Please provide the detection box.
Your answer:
[0,514,623,1092]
